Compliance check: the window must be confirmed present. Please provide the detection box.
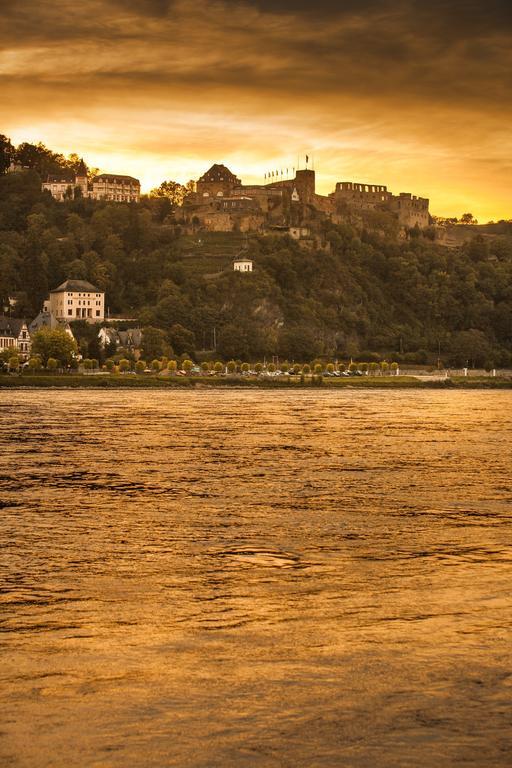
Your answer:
[96,310,100,317]
[68,309,72,316]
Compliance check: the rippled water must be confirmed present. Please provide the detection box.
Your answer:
[1,389,511,767]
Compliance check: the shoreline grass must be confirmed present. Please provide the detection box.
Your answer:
[1,374,511,389]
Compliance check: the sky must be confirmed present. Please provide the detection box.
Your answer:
[1,0,511,220]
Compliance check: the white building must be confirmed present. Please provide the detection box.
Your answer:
[233,257,253,273]
[42,160,140,203]
[43,280,105,324]
[0,317,31,359]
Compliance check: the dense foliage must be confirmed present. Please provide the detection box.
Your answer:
[1,167,511,367]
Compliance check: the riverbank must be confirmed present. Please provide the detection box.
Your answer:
[1,374,511,389]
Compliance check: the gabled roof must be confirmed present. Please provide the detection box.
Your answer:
[50,279,102,294]
[29,311,72,334]
[45,170,75,184]
[93,174,140,184]
[0,317,27,337]
[198,164,240,184]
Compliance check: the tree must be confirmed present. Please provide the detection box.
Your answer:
[360,362,369,375]
[135,360,145,373]
[119,358,130,372]
[31,328,78,366]
[314,363,323,375]
[254,362,263,374]
[47,357,58,371]
[27,357,41,372]
[292,364,301,375]
[226,360,237,374]
[326,363,334,374]
[141,326,168,360]
[380,361,389,375]
[267,362,276,372]
[182,359,193,374]
[448,330,492,368]
[167,359,178,374]
[302,364,311,374]
[151,359,161,371]
[217,324,248,360]
[214,361,224,374]
[82,358,93,370]
[8,355,19,371]
[0,134,14,174]
[105,359,115,372]
[241,362,250,374]
[169,323,195,356]
[390,362,399,375]
[369,362,379,376]
[348,362,358,373]
[149,180,187,206]
[201,361,210,374]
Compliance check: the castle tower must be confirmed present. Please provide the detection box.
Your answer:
[75,158,89,197]
[293,169,315,204]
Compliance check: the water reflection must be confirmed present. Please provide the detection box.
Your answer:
[1,390,511,767]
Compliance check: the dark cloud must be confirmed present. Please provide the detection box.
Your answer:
[1,0,511,218]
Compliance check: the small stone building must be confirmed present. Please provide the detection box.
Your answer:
[233,256,253,273]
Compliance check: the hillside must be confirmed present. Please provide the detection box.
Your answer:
[1,168,511,366]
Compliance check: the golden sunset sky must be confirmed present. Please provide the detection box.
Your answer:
[2,0,511,221]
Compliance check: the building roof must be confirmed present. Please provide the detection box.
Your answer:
[45,170,75,184]
[50,279,102,294]
[0,317,27,337]
[92,174,140,184]
[198,164,240,185]
[29,311,73,334]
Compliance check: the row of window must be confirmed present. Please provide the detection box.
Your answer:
[65,293,102,298]
[67,309,101,317]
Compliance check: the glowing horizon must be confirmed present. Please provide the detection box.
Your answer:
[2,0,511,222]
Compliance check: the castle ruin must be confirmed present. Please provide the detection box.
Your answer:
[181,164,429,235]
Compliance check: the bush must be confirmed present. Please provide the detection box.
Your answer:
[302,364,311,374]
[105,359,115,372]
[47,358,58,371]
[214,361,224,373]
[226,360,237,374]
[135,360,145,373]
[182,359,193,373]
[8,355,20,371]
[151,359,161,371]
[28,357,41,372]
[167,360,177,373]
[254,362,263,373]
[119,358,130,372]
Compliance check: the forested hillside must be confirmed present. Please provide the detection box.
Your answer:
[1,168,511,367]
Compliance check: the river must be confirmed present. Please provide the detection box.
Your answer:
[1,389,511,767]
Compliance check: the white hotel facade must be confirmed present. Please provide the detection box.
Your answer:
[43,280,105,324]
